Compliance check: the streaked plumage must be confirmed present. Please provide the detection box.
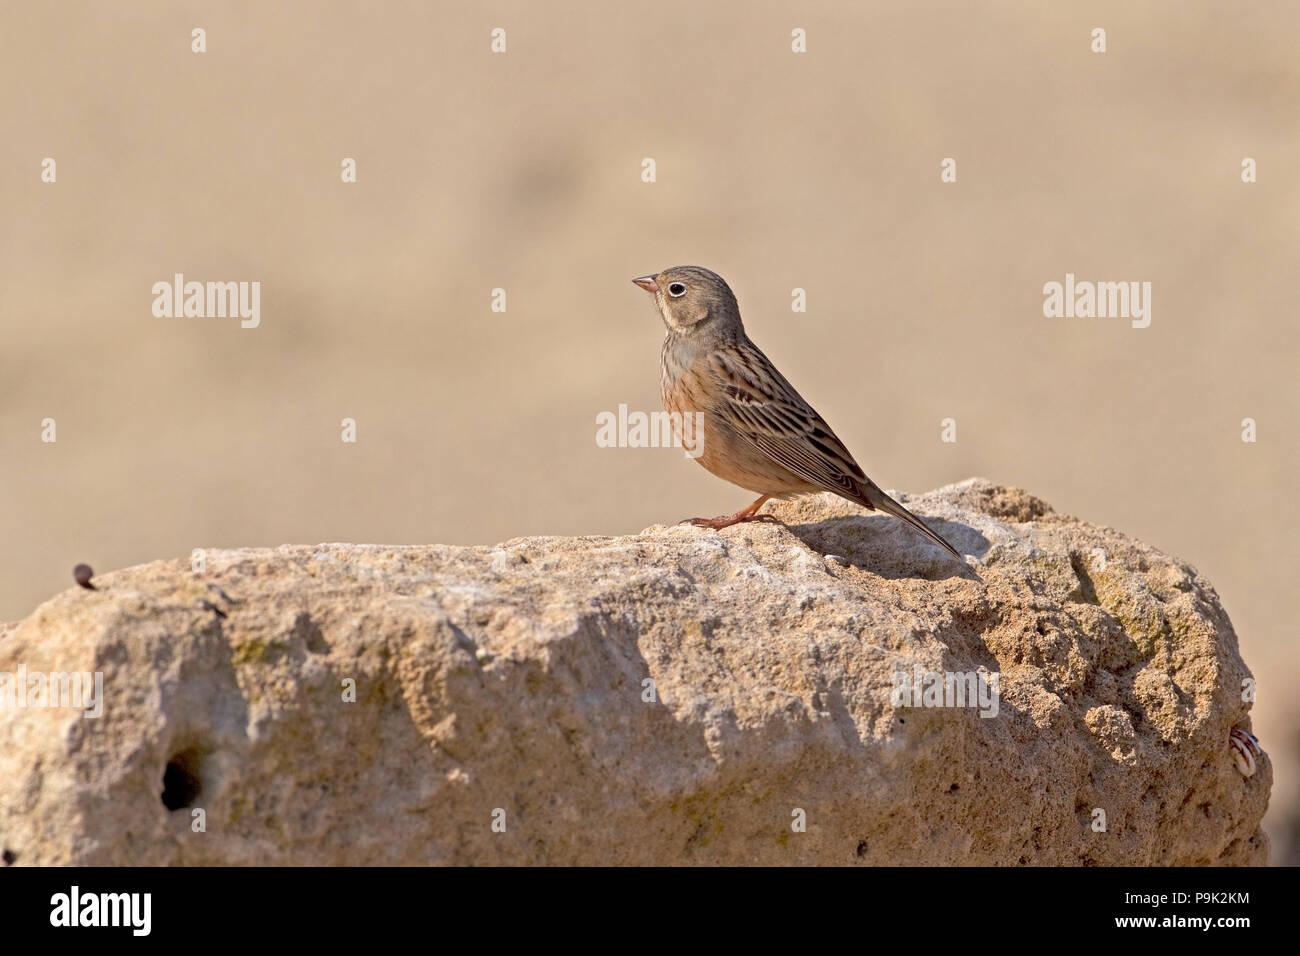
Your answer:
[633,265,961,561]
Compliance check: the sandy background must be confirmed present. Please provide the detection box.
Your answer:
[3,1,1297,862]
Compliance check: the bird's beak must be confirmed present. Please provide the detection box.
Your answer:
[631,275,659,293]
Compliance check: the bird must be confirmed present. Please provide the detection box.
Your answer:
[632,265,962,561]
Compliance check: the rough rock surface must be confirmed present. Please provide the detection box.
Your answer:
[0,479,1269,865]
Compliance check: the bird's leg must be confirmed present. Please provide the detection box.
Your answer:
[684,495,773,530]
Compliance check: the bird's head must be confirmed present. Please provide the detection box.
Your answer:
[632,265,741,336]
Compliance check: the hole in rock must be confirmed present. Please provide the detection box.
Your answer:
[161,747,204,810]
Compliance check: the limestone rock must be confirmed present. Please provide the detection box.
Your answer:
[0,479,1269,865]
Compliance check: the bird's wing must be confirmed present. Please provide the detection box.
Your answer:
[705,340,963,560]
[705,341,873,503]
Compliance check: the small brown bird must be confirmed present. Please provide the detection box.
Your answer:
[633,265,961,561]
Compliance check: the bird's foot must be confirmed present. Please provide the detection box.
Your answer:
[682,511,778,530]
[679,495,774,530]
[1229,726,1262,777]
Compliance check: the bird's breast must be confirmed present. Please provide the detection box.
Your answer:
[661,338,705,413]
[661,333,700,387]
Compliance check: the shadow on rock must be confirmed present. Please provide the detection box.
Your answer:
[787,514,991,581]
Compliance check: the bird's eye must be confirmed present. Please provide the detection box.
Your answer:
[668,282,687,297]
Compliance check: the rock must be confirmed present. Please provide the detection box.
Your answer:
[0,479,1269,865]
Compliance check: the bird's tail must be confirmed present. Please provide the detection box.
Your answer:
[859,483,962,561]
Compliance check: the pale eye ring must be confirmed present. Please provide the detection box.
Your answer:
[668,282,687,297]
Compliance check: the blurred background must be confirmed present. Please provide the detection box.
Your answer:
[2,1,1297,862]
